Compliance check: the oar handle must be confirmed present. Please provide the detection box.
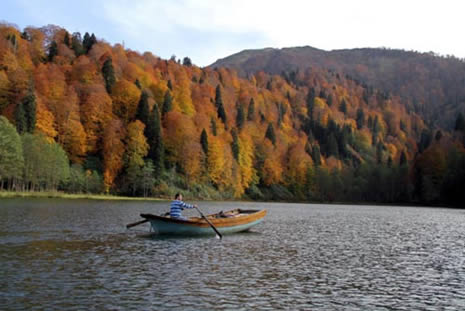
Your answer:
[126,219,149,229]
[195,206,222,240]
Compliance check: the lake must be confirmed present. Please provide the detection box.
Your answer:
[0,198,464,310]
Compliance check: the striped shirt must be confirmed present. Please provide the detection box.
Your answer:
[170,200,195,219]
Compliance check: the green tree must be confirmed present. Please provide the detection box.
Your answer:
[182,57,192,66]
[48,41,58,62]
[231,128,240,160]
[136,91,150,126]
[210,117,217,136]
[306,87,315,120]
[146,105,164,176]
[236,104,245,129]
[356,108,365,129]
[0,116,24,189]
[162,90,173,117]
[339,99,347,114]
[102,58,116,94]
[63,32,70,47]
[15,102,26,134]
[265,122,276,145]
[247,98,255,121]
[200,129,208,155]
[71,32,84,56]
[312,145,321,166]
[22,88,36,133]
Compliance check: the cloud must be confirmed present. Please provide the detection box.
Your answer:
[6,0,465,66]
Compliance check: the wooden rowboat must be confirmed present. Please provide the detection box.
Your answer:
[140,208,266,236]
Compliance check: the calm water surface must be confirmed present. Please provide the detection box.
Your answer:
[0,198,464,310]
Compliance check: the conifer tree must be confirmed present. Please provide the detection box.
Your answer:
[356,108,365,129]
[22,88,36,133]
[63,32,70,47]
[102,58,116,94]
[247,98,255,121]
[200,129,208,155]
[265,122,276,145]
[306,88,315,120]
[231,128,240,160]
[146,105,164,175]
[162,91,173,117]
[236,104,245,129]
[14,102,26,134]
[210,118,217,136]
[455,112,465,131]
[312,145,322,166]
[48,41,58,62]
[71,32,84,56]
[136,91,149,126]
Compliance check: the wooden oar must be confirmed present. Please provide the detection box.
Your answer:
[126,219,149,229]
[195,206,222,240]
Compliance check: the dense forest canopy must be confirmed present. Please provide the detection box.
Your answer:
[210,46,465,130]
[1,23,464,206]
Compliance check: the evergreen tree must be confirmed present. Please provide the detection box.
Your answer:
[135,79,142,89]
[14,103,26,134]
[215,85,223,108]
[182,57,192,66]
[82,32,95,53]
[136,91,150,125]
[328,133,339,157]
[102,58,116,94]
[210,118,217,136]
[63,32,70,47]
[48,41,58,62]
[373,115,381,136]
[247,98,255,121]
[71,32,84,56]
[312,145,322,166]
[435,130,442,141]
[200,129,208,155]
[236,104,245,129]
[22,88,36,133]
[146,105,164,175]
[265,122,276,145]
[231,128,240,160]
[356,108,365,129]
[167,79,173,90]
[339,99,347,114]
[327,94,333,107]
[306,87,315,120]
[162,91,173,117]
[215,85,227,126]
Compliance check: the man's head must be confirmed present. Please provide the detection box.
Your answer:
[175,193,183,200]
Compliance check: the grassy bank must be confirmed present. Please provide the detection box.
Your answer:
[0,191,166,201]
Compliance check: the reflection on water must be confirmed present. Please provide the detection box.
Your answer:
[1,198,465,310]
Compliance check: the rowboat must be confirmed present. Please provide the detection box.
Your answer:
[140,208,266,236]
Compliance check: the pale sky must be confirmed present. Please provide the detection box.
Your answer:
[3,0,465,66]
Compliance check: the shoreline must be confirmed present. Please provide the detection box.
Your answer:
[0,191,166,201]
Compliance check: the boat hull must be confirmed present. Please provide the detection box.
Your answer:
[141,209,266,236]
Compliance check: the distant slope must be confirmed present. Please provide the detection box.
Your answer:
[210,47,465,129]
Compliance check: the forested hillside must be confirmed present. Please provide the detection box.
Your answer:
[211,46,465,129]
[1,23,464,205]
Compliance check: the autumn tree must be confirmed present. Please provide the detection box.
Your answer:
[103,120,126,192]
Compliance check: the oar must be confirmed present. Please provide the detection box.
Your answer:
[195,206,222,240]
[126,219,149,229]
